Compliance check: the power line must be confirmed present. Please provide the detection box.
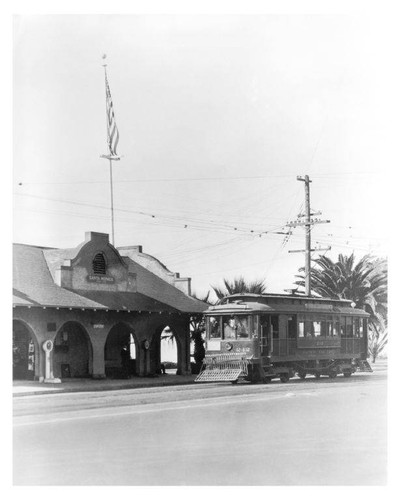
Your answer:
[16,171,377,186]
[14,192,288,237]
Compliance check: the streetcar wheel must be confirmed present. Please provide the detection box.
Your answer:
[328,372,337,379]
[231,379,238,385]
[343,371,352,378]
[314,373,321,379]
[298,371,307,380]
[280,374,290,383]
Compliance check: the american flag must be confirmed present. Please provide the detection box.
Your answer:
[104,72,120,158]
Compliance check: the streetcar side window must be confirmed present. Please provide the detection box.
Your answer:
[340,316,346,337]
[325,316,333,336]
[288,316,297,339]
[209,317,221,339]
[360,318,366,337]
[299,314,341,338]
[346,317,353,337]
[354,318,360,338]
[298,315,313,338]
[304,320,313,337]
[333,317,340,337]
[298,315,305,338]
[313,320,321,337]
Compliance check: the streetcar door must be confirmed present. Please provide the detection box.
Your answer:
[260,316,268,355]
[260,315,279,357]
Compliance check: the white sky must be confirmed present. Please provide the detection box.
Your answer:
[13,13,394,298]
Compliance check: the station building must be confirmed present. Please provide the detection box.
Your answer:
[13,231,207,382]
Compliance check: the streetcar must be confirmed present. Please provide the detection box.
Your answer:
[195,293,372,383]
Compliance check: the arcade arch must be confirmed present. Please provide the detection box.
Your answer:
[104,323,138,378]
[151,325,181,375]
[53,322,93,378]
[13,320,39,380]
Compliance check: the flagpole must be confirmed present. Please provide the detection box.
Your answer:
[109,158,115,246]
[101,55,120,247]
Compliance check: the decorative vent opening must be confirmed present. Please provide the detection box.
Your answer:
[92,253,106,275]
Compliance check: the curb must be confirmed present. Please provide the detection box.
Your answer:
[13,378,197,397]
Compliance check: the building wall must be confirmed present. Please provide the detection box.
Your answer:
[13,232,201,382]
[13,306,191,380]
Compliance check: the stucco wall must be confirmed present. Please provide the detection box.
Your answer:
[13,306,192,381]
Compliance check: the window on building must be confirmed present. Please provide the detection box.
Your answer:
[93,253,106,275]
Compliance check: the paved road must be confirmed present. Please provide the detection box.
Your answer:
[13,367,386,485]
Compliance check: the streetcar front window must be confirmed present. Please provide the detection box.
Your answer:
[209,317,221,339]
[222,315,250,340]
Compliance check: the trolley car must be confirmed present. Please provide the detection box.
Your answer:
[195,293,372,384]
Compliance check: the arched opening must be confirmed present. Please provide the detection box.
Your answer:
[53,322,92,379]
[13,320,38,380]
[158,326,178,375]
[104,323,138,378]
[92,252,107,275]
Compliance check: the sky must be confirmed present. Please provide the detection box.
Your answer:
[13,13,393,299]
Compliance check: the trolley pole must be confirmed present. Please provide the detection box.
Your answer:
[287,175,330,296]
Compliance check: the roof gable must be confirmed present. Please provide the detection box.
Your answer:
[13,233,207,314]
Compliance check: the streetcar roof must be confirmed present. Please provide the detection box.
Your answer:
[218,292,354,304]
[205,297,369,317]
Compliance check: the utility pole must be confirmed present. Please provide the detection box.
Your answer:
[287,175,330,296]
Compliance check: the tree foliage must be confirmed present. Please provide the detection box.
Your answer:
[295,253,388,358]
[212,276,267,302]
[369,315,388,363]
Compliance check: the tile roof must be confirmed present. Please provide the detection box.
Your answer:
[13,243,206,314]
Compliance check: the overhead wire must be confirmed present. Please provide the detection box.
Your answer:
[16,171,377,186]
[14,192,290,237]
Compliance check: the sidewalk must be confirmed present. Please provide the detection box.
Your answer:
[13,358,387,397]
[13,373,197,397]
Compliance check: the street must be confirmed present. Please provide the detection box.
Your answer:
[13,363,387,485]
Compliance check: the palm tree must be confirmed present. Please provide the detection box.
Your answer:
[212,276,267,302]
[369,315,388,363]
[294,253,387,352]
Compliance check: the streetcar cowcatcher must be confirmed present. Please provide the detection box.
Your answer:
[195,353,249,382]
